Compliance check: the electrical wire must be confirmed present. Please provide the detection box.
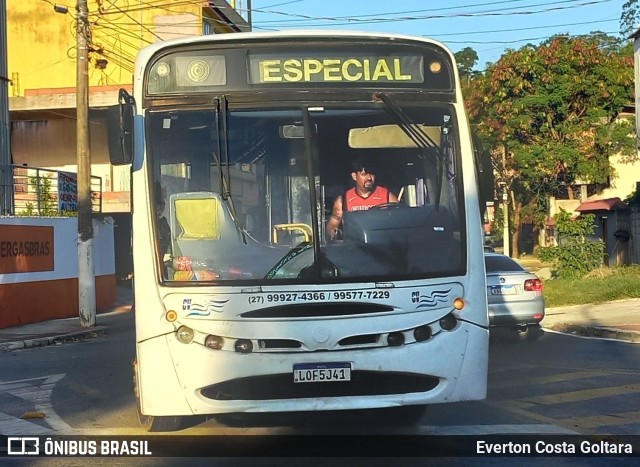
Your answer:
[250,0,600,24]
[29,0,626,79]
[445,29,621,44]
[249,0,617,28]
[432,18,619,38]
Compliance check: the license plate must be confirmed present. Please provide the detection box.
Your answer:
[293,362,351,383]
[490,285,516,295]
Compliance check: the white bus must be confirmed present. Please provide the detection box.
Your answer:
[110,31,492,432]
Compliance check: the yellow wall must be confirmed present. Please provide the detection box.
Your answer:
[7,1,245,213]
[7,0,204,96]
[7,1,75,94]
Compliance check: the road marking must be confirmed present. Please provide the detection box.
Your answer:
[570,411,640,429]
[543,328,640,344]
[0,411,52,435]
[412,424,578,435]
[517,383,640,405]
[491,369,611,389]
[0,374,75,435]
[484,399,579,431]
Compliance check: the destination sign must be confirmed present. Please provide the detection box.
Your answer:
[145,43,452,96]
[248,55,425,84]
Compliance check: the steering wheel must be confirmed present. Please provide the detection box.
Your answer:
[368,202,408,210]
[328,227,343,242]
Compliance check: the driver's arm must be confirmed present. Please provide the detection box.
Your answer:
[389,191,399,203]
[326,195,344,239]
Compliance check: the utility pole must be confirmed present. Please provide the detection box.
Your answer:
[0,0,14,215]
[76,0,96,327]
[502,189,510,257]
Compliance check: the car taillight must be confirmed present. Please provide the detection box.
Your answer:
[524,278,543,292]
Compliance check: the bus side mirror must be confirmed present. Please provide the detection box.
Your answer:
[107,89,135,165]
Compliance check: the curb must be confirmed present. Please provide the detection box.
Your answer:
[545,323,640,343]
[0,326,106,352]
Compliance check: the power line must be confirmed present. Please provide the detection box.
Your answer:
[443,29,621,44]
[432,18,619,37]
[249,0,615,27]
[251,0,596,24]
[104,15,621,39]
[89,0,612,25]
[104,1,165,41]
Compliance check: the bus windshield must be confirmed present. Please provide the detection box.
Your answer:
[149,101,465,284]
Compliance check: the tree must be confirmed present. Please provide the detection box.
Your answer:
[621,0,639,37]
[454,47,479,79]
[465,35,636,257]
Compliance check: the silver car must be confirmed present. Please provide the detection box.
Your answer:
[484,253,545,340]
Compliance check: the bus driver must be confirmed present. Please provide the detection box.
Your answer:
[326,159,398,240]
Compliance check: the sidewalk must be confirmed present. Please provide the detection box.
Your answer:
[0,285,133,352]
[542,298,640,342]
[0,287,639,351]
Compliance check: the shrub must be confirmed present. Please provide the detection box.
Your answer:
[538,209,604,279]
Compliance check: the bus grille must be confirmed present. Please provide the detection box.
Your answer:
[200,371,439,401]
[240,303,394,318]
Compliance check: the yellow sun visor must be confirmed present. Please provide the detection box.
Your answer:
[348,124,441,148]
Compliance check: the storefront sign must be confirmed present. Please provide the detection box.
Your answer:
[0,225,54,273]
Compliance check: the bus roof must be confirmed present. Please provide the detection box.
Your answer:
[135,30,455,67]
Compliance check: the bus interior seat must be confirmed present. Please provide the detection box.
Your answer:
[173,195,221,240]
[169,192,281,275]
[170,192,239,258]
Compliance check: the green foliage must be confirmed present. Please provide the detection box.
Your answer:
[31,176,58,216]
[464,34,635,255]
[621,0,639,37]
[17,202,37,217]
[539,241,604,279]
[543,265,640,307]
[454,47,479,78]
[554,209,597,238]
[18,176,58,216]
[538,209,604,278]
[625,189,640,205]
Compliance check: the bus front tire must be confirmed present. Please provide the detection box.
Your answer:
[373,405,427,425]
[141,414,184,432]
[133,359,184,432]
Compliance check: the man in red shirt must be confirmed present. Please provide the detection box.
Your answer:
[326,159,398,240]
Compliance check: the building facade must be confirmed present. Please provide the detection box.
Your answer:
[7,0,248,213]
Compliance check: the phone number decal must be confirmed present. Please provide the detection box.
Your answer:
[247,290,391,304]
[332,291,390,300]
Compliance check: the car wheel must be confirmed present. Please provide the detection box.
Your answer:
[521,324,543,341]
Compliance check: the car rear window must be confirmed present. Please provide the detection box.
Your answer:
[484,255,525,273]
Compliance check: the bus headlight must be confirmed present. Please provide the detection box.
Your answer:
[176,325,194,344]
[235,339,253,353]
[414,325,432,342]
[387,331,405,347]
[439,313,458,331]
[205,335,225,350]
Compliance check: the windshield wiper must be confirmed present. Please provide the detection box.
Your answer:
[301,106,322,278]
[373,92,447,209]
[214,96,247,244]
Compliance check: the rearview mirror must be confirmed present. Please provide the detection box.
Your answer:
[280,124,305,139]
[348,124,441,148]
[107,89,135,165]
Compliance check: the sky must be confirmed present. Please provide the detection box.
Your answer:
[241,0,630,70]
